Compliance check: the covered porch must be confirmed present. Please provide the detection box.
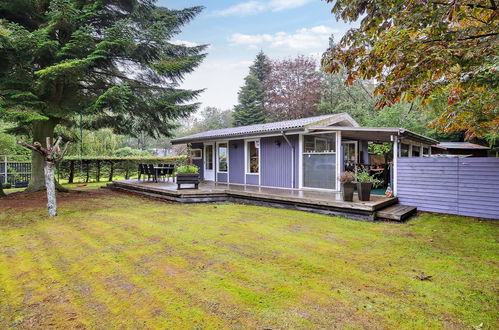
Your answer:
[109,179,407,221]
[306,126,438,195]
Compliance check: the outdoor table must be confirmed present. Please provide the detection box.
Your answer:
[153,167,173,183]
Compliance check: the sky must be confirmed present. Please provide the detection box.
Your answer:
[160,0,354,111]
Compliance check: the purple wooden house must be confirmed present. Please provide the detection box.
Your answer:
[171,113,437,196]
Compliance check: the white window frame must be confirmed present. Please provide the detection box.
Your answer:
[245,139,261,175]
[299,131,340,192]
[341,140,358,164]
[314,137,329,152]
[216,141,229,173]
[189,148,202,160]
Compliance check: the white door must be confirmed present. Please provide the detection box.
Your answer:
[342,141,358,172]
[204,144,215,181]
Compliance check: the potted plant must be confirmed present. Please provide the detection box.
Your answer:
[355,170,382,201]
[176,164,200,189]
[339,171,355,202]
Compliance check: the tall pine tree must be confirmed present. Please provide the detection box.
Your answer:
[0,1,207,191]
[233,51,270,126]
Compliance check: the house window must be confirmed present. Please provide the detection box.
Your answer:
[189,149,202,159]
[205,145,214,170]
[218,143,228,172]
[304,135,336,153]
[400,143,409,157]
[423,147,429,156]
[303,133,337,190]
[246,140,259,174]
[412,146,420,157]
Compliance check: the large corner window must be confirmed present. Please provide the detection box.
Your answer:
[218,142,228,172]
[303,134,337,190]
[246,140,260,174]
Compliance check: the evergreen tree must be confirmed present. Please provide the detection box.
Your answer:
[233,51,270,126]
[0,1,206,191]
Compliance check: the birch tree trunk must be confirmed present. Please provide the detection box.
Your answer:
[44,162,57,216]
[19,137,69,217]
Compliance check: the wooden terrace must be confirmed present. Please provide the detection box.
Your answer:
[109,180,412,221]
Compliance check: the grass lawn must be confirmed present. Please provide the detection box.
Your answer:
[0,189,497,329]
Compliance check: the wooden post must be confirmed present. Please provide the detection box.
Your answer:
[68,160,75,184]
[108,161,114,182]
[85,161,90,183]
[96,160,101,182]
[18,137,70,217]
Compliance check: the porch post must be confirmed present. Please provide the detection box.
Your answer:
[336,131,341,191]
[392,136,398,196]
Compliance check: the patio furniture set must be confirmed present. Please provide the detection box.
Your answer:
[138,164,175,183]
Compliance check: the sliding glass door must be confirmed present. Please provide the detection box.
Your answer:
[302,133,337,190]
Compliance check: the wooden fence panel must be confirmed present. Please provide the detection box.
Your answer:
[397,157,499,219]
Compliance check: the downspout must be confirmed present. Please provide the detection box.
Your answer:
[281,131,295,188]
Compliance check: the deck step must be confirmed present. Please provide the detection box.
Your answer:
[376,204,417,221]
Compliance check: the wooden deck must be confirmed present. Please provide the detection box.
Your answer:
[109,180,401,221]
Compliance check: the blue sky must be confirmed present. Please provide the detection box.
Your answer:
[160,0,354,110]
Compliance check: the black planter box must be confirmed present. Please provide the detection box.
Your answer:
[341,182,355,202]
[2,183,12,189]
[357,182,372,201]
[177,173,200,189]
[15,181,28,188]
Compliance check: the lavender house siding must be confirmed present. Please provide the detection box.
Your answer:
[191,143,204,180]
[217,172,228,182]
[229,140,245,184]
[397,157,499,219]
[261,135,299,188]
[246,174,259,185]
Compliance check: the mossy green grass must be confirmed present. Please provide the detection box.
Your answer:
[0,192,497,328]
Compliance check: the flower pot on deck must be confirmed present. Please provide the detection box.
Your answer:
[176,173,200,189]
[357,182,372,201]
[341,182,355,202]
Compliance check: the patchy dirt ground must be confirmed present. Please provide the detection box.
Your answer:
[0,190,497,329]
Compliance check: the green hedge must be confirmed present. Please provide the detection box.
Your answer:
[57,156,188,183]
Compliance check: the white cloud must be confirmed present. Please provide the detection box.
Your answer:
[229,25,340,51]
[179,57,253,110]
[212,0,313,16]
[269,0,313,11]
[171,39,199,47]
[212,1,267,16]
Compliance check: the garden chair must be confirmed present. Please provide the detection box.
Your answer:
[138,164,148,181]
[147,164,157,182]
[165,164,176,182]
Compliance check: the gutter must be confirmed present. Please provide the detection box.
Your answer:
[281,131,295,188]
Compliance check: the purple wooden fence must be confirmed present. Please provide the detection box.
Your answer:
[397,157,499,219]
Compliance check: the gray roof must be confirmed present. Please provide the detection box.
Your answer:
[310,126,439,145]
[435,142,490,150]
[172,113,355,144]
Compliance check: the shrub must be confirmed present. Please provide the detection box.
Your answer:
[355,170,382,185]
[176,164,199,174]
[338,171,355,183]
[113,147,151,157]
